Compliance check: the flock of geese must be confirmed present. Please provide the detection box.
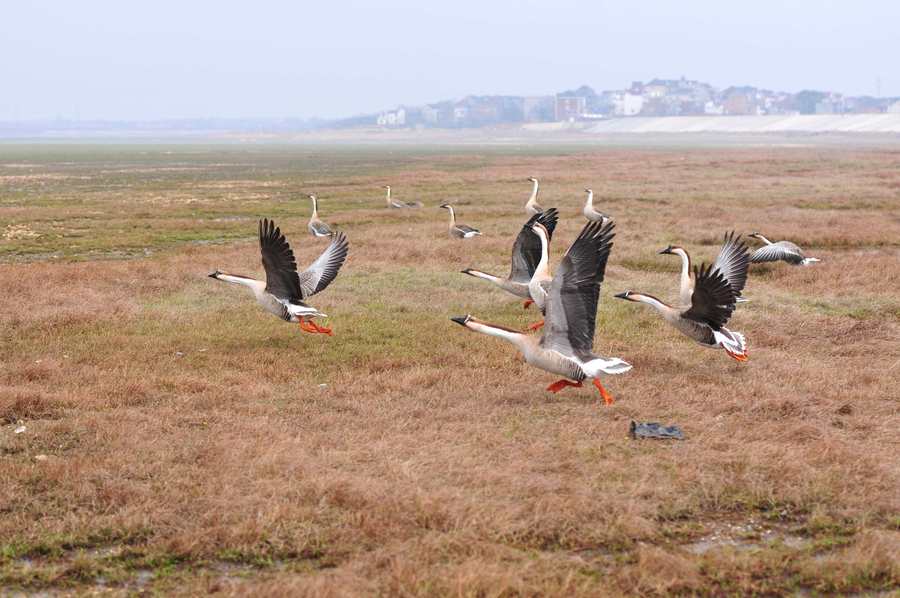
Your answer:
[209,178,820,403]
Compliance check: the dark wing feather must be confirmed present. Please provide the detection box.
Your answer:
[455,224,480,234]
[259,218,302,302]
[683,262,736,330]
[509,208,558,283]
[712,231,750,295]
[298,231,349,298]
[542,220,615,359]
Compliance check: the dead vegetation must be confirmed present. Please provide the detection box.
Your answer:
[0,144,898,595]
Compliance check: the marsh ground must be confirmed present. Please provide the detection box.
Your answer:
[1,143,899,596]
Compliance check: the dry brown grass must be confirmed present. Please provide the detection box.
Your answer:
[1,144,899,595]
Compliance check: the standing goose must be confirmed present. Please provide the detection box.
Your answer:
[383,185,422,209]
[659,231,750,305]
[209,218,349,336]
[582,188,610,224]
[525,176,544,215]
[452,220,631,405]
[461,208,559,308]
[615,238,750,361]
[524,218,558,330]
[440,204,482,239]
[306,194,334,238]
[748,232,821,266]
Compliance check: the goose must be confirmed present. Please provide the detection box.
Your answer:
[582,188,610,224]
[461,208,559,308]
[523,218,559,330]
[440,204,482,239]
[383,185,422,208]
[658,231,750,305]
[615,235,750,362]
[525,176,544,215]
[451,220,631,404]
[748,232,821,266]
[306,194,334,238]
[209,218,349,336]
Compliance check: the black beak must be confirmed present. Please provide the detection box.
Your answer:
[460,269,472,275]
[450,316,469,327]
[614,291,630,300]
[208,272,218,279]
[658,246,673,255]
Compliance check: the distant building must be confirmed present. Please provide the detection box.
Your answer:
[888,100,900,114]
[523,96,554,122]
[555,96,586,121]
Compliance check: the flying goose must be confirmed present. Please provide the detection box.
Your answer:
[440,204,481,239]
[659,231,750,305]
[525,176,544,215]
[748,232,821,266]
[615,234,750,361]
[452,221,631,404]
[209,218,349,335]
[383,185,422,208]
[307,194,334,238]
[461,208,559,308]
[582,188,610,224]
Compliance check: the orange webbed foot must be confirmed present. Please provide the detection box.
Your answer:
[546,379,583,393]
[298,319,317,333]
[592,378,614,405]
[725,349,748,362]
[310,321,333,336]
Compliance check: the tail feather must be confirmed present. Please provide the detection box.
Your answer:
[801,257,821,265]
[584,357,633,377]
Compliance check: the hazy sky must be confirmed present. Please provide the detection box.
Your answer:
[2,0,898,120]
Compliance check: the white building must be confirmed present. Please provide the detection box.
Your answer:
[612,93,644,116]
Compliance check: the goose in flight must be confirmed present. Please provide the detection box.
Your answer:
[748,232,821,266]
[615,234,750,361]
[452,221,630,404]
[659,231,750,305]
[440,204,481,239]
[525,176,544,215]
[306,194,334,238]
[383,185,422,208]
[461,208,559,308]
[582,188,610,224]
[209,218,349,335]
[523,217,560,330]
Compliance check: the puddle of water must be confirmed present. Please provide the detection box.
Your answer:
[683,519,809,555]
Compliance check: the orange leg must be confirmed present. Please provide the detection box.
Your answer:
[725,348,748,362]
[526,319,545,331]
[522,299,534,309]
[546,379,583,393]
[592,378,614,405]
[298,318,317,333]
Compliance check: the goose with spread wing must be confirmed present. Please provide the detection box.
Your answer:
[383,185,422,208]
[748,232,820,266]
[440,204,481,239]
[452,221,631,405]
[461,208,558,307]
[615,234,750,361]
[306,194,334,238]
[209,218,349,335]
[659,231,750,304]
[525,176,543,215]
[582,188,610,224]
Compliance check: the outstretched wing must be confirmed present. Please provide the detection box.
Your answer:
[542,220,615,359]
[259,218,302,302]
[750,243,803,264]
[712,231,750,295]
[683,262,736,330]
[298,231,349,299]
[509,208,558,283]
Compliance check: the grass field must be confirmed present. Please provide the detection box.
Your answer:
[1,143,899,596]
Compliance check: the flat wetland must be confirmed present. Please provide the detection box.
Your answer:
[1,143,898,595]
